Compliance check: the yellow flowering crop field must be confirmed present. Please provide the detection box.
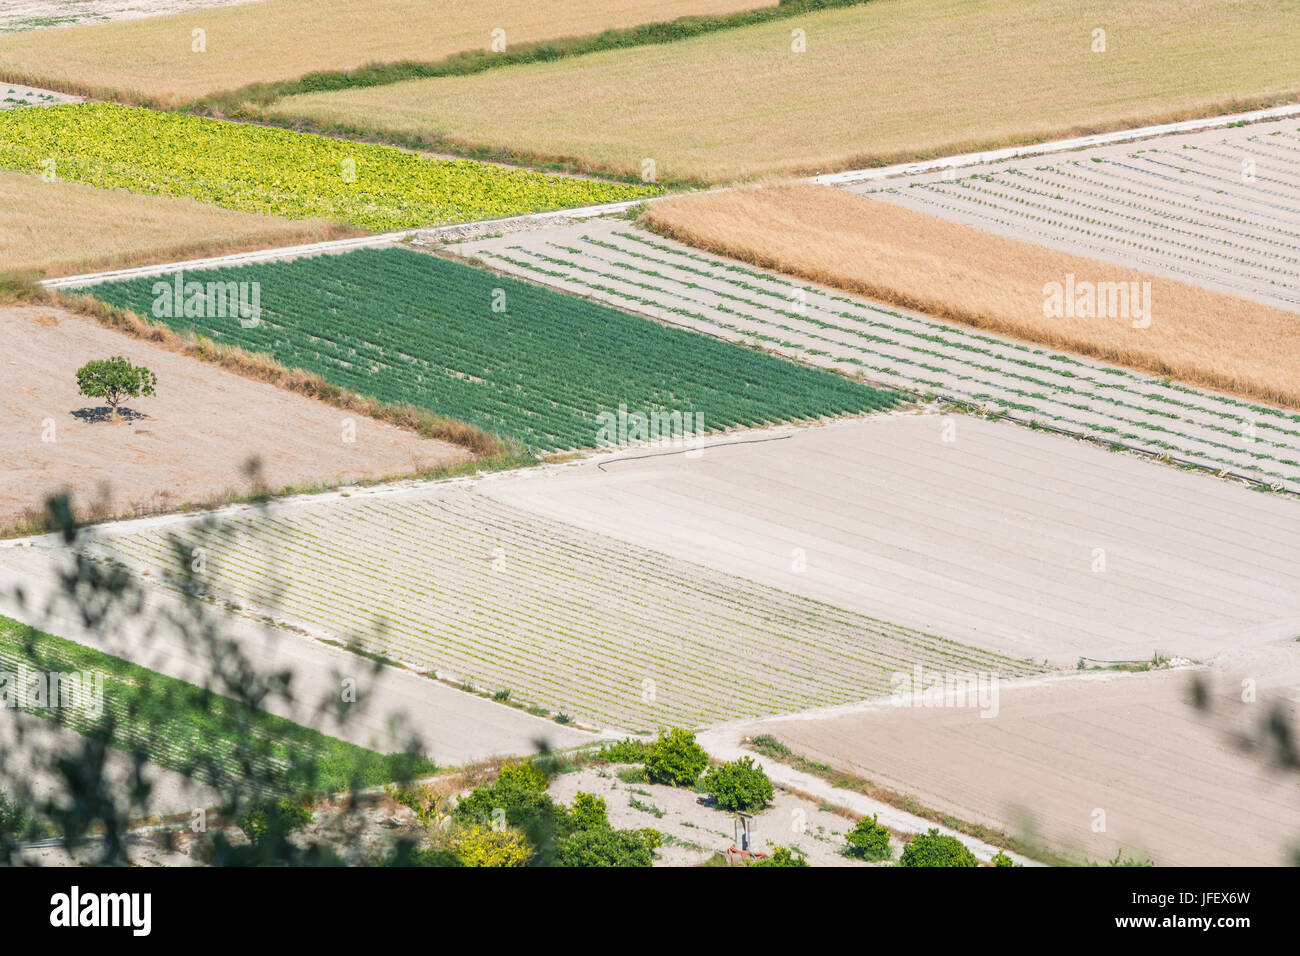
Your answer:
[0,103,658,230]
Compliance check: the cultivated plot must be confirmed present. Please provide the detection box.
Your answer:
[860,119,1300,313]
[0,1,250,34]
[0,305,468,530]
[84,485,1040,730]
[482,414,1300,665]
[455,219,1300,491]
[742,645,1300,866]
[269,0,1300,182]
[80,246,897,451]
[0,0,774,105]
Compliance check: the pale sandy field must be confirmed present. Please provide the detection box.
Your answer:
[0,305,469,527]
[0,0,251,33]
[742,646,1300,866]
[482,414,1300,666]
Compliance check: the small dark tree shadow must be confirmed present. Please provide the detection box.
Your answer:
[71,407,149,424]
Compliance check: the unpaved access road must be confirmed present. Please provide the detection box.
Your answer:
[735,646,1300,866]
[483,413,1300,666]
[0,306,468,528]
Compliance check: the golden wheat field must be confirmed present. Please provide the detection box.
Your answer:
[0,0,774,106]
[270,0,1300,182]
[642,182,1300,409]
[0,170,361,278]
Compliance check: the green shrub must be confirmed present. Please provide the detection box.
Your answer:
[751,845,808,867]
[237,797,314,847]
[643,728,709,787]
[567,792,608,832]
[452,758,564,837]
[449,824,531,867]
[991,849,1019,867]
[844,813,892,861]
[703,756,774,812]
[556,826,660,867]
[898,829,977,867]
[597,737,649,763]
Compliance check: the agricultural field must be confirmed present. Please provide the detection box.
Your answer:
[860,119,1300,313]
[740,644,1300,866]
[455,219,1300,491]
[0,614,433,799]
[0,104,657,231]
[0,0,776,106]
[268,0,1300,182]
[643,182,1300,409]
[79,246,898,451]
[0,0,249,34]
[0,83,76,109]
[0,304,468,532]
[482,414,1300,666]
[0,168,363,278]
[84,484,1042,730]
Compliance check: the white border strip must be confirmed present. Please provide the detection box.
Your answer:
[812,102,1300,186]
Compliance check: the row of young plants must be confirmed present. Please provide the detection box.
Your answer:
[82,247,896,452]
[475,229,1300,489]
[93,490,1042,729]
[0,103,657,230]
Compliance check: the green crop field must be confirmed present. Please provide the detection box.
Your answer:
[0,615,434,795]
[81,248,899,450]
[0,103,656,231]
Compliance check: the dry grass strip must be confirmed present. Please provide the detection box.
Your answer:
[643,183,1300,410]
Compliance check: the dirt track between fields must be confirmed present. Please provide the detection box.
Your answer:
[0,306,468,529]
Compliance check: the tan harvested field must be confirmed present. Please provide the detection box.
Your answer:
[741,646,1300,866]
[0,170,362,278]
[1,0,252,34]
[0,0,774,106]
[643,183,1300,410]
[483,414,1300,666]
[0,305,469,529]
[271,0,1300,182]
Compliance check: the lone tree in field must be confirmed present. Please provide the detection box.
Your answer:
[75,356,157,418]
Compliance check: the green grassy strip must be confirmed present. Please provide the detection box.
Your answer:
[0,614,435,797]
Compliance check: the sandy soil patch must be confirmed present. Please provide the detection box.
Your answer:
[0,82,79,109]
[742,646,1300,866]
[481,414,1300,666]
[548,764,880,866]
[0,305,469,527]
[0,169,362,278]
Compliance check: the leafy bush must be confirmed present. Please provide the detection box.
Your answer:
[567,791,608,832]
[991,849,1019,867]
[643,728,709,787]
[898,829,977,867]
[751,845,808,867]
[556,826,660,867]
[844,813,892,861]
[237,797,314,847]
[452,758,565,838]
[449,824,531,867]
[597,737,649,763]
[703,756,774,812]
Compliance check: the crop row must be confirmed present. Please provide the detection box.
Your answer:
[460,224,1300,491]
[91,491,1041,730]
[83,246,897,451]
[0,103,656,230]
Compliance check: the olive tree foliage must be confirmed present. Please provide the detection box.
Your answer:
[0,487,427,866]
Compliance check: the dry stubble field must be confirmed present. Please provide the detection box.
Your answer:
[269,0,1300,182]
[0,305,468,530]
[0,0,774,105]
[0,169,362,277]
[643,182,1300,409]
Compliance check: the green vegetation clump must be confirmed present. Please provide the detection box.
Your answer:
[237,797,315,847]
[751,845,808,867]
[898,828,978,867]
[75,356,156,418]
[844,813,893,861]
[643,729,710,787]
[702,756,774,812]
